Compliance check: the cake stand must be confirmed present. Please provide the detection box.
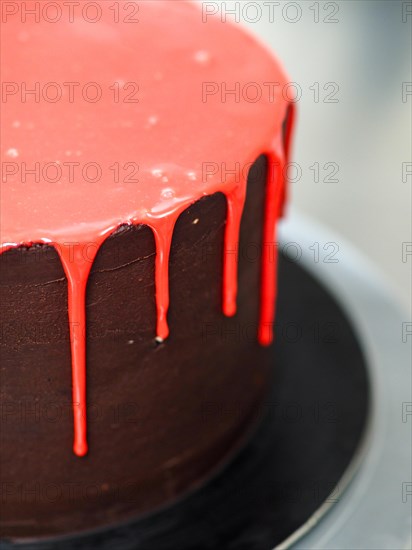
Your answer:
[1,211,410,550]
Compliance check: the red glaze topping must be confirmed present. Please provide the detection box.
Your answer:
[1,0,295,456]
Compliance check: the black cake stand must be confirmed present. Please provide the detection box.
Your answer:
[0,251,370,550]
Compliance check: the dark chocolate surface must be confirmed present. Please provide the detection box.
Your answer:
[0,157,273,538]
[0,248,370,549]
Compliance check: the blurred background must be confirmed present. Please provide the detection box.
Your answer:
[200,0,411,312]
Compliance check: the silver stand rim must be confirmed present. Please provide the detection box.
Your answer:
[276,209,412,550]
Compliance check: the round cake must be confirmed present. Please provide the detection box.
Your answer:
[0,0,295,540]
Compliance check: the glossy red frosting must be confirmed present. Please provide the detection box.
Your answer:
[1,0,295,456]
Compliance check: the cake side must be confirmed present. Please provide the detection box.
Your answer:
[1,0,294,457]
[0,157,276,538]
[0,0,296,539]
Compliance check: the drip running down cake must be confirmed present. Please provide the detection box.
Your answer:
[0,0,295,539]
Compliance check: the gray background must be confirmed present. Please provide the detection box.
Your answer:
[199,0,411,312]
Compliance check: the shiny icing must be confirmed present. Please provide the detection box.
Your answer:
[1,0,295,456]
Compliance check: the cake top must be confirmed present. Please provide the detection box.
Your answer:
[1,0,294,456]
[1,0,289,246]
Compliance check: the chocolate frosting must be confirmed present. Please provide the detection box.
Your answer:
[0,156,278,538]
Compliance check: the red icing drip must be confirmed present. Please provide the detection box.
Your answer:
[56,243,99,456]
[258,149,285,346]
[1,1,295,456]
[150,219,177,341]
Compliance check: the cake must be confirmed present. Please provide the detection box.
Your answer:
[0,0,295,540]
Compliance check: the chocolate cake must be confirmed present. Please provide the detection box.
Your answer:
[0,0,295,540]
